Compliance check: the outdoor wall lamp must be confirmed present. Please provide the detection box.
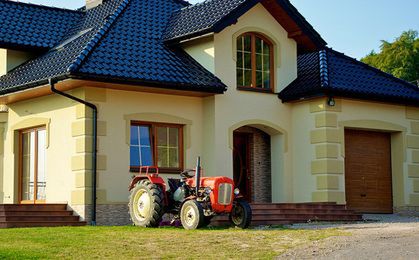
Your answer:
[327,96,336,107]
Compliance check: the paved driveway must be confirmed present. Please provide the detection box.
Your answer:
[279,215,419,259]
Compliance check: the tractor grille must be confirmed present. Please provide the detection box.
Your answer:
[218,183,233,205]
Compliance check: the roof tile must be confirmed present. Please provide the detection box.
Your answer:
[0,0,82,50]
[0,0,226,94]
[279,48,419,106]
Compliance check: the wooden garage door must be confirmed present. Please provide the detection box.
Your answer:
[344,129,393,213]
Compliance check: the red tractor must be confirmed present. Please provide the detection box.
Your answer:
[128,157,252,229]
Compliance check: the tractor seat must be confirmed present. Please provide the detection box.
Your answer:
[167,178,182,192]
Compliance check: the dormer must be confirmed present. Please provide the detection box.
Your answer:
[164,0,326,93]
[0,49,36,77]
[86,0,103,10]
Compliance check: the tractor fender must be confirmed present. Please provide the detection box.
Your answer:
[129,175,167,192]
[179,196,197,208]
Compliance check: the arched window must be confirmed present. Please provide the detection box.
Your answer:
[236,33,274,91]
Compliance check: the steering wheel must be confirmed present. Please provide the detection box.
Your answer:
[180,169,196,178]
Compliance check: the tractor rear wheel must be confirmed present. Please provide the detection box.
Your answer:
[229,199,252,229]
[129,180,164,227]
[180,200,205,230]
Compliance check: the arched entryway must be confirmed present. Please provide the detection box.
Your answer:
[233,126,272,203]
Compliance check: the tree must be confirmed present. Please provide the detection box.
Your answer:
[361,30,419,84]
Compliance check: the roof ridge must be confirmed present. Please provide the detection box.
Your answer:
[319,50,329,87]
[212,0,258,33]
[180,0,215,10]
[173,0,191,8]
[326,47,419,91]
[67,0,131,74]
[0,0,82,13]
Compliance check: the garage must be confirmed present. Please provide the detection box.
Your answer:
[344,129,393,213]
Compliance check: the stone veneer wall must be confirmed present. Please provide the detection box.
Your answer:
[235,126,272,203]
[71,204,131,226]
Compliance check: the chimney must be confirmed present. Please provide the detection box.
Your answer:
[86,0,103,10]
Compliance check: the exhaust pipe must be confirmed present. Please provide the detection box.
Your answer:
[195,157,201,195]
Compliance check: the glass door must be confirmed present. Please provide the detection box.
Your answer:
[20,127,47,204]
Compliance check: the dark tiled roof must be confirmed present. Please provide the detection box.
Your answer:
[163,0,326,49]
[163,0,249,42]
[0,0,83,50]
[279,48,419,106]
[0,0,226,95]
[76,0,225,92]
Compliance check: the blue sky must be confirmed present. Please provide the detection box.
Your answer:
[14,0,419,59]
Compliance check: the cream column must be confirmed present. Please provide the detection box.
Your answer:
[70,87,108,221]
[407,107,419,208]
[0,112,7,203]
[309,98,345,204]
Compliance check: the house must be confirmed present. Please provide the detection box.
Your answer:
[0,0,418,226]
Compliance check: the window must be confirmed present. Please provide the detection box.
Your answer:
[236,33,273,91]
[130,122,183,172]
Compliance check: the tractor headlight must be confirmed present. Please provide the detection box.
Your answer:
[204,187,212,194]
[234,188,240,196]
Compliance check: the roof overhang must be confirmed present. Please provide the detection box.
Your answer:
[0,78,221,105]
[261,0,326,53]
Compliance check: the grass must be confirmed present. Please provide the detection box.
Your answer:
[0,226,344,259]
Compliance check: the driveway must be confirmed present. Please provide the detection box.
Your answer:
[279,215,419,259]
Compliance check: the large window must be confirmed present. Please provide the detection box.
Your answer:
[236,32,273,91]
[130,122,183,172]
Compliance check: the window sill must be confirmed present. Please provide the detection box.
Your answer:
[130,167,182,174]
[237,86,276,94]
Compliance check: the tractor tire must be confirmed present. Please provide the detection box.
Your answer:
[129,180,164,227]
[180,200,205,230]
[229,199,252,229]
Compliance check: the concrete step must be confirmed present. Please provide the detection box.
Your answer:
[0,204,85,228]
[0,215,80,222]
[0,210,73,216]
[251,209,358,215]
[0,204,68,211]
[210,203,363,227]
[0,221,86,228]
[250,203,348,210]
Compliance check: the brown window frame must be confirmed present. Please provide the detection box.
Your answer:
[236,32,275,93]
[130,121,184,174]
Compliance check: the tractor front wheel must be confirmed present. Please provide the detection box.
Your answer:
[129,180,164,227]
[229,199,252,228]
[180,200,205,230]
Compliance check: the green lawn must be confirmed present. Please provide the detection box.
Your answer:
[0,226,344,259]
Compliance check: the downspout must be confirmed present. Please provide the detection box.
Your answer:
[49,78,98,226]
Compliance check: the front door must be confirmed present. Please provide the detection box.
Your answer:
[233,132,251,202]
[19,127,47,204]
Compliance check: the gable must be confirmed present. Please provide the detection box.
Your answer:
[213,3,298,92]
[163,0,326,53]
